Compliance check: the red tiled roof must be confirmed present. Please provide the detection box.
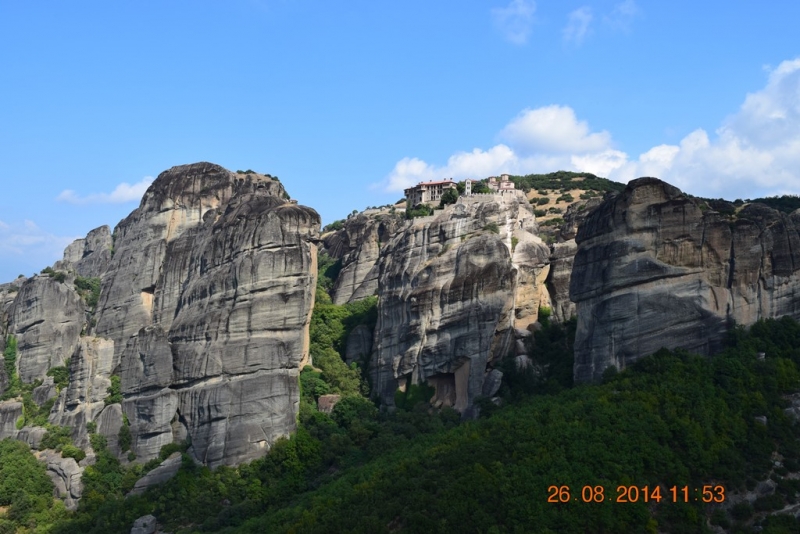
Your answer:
[415,180,455,187]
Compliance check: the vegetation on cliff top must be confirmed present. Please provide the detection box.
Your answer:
[509,171,625,194]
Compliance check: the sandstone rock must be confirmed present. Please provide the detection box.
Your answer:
[119,327,173,396]
[128,453,182,496]
[36,449,83,511]
[0,277,25,321]
[571,177,800,382]
[9,276,85,383]
[123,390,178,461]
[546,240,578,323]
[54,225,113,278]
[17,426,47,449]
[32,376,57,406]
[324,212,403,304]
[370,193,547,414]
[163,195,319,467]
[317,394,341,414]
[94,162,289,361]
[130,514,158,534]
[49,337,115,448]
[97,403,124,457]
[78,163,320,467]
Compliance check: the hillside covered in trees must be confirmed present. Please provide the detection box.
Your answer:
[6,271,800,532]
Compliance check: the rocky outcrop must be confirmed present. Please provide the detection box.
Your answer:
[85,163,320,467]
[570,177,800,382]
[323,212,403,305]
[370,193,550,415]
[0,401,22,439]
[9,276,85,383]
[127,453,182,496]
[94,163,289,357]
[345,324,373,365]
[2,162,318,472]
[48,337,115,448]
[546,241,578,323]
[36,450,83,511]
[542,197,604,324]
[131,515,158,534]
[54,225,113,278]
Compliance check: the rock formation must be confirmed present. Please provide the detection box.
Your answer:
[369,193,550,414]
[88,163,319,467]
[570,177,800,382]
[54,225,113,278]
[8,276,86,383]
[322,211,403,305]
[1,162,320,471]
[544,198,604,323]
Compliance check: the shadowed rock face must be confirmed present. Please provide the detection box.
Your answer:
[570,177,800,383]
[370,194,550,415]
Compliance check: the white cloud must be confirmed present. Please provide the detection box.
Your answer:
[611,58,800,199]
[0,219,77,278]
[604,0,639,31]
[571,150,628,178]
[381,104,619,192]
[57,176,153,205]
[563,7,593,45]
[382,57,800,201]
[492,0,536,45]
[500,105,612,153]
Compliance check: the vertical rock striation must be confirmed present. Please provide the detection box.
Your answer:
[0,162,319,472]
[570,177,800,382]
[323,212,403,305]
[370,194,550,414]
[83,163,320,467]
[9,276,85,383]
[54,225,113,278]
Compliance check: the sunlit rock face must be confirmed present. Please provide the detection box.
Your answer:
[9,276,85,384]
[570,177,800,383]
[322,211,403,305]
[54,225,113,278]
[3,162,320,469]
[369,194,551,415]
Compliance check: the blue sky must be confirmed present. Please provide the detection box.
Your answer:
[1,1,799,282]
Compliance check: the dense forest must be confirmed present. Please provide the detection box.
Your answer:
[5,253,800,532]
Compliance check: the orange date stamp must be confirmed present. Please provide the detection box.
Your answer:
[547,485,725,504]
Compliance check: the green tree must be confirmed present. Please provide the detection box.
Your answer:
[438,187,459,208]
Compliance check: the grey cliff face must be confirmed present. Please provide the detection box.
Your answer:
[82,162,320,467]
[94,162,288,357]
[54,225,113,278]
[1,162,319,474]
[370,194,550,414]
[163,195,319,467]
[323,212,403,305]
[570,177,800,382]
[542,198,604,324]
[9,276,86,383]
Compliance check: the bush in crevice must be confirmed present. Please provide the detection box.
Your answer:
[105,375,122,405]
